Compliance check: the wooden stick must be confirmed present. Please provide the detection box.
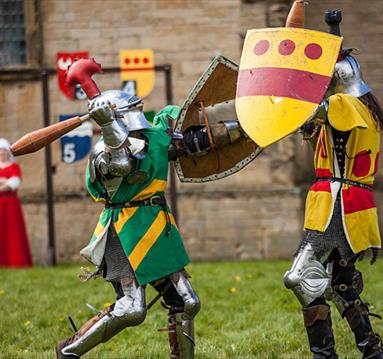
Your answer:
[11,114,90,156]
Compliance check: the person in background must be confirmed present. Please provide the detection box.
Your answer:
[0,138,32,267]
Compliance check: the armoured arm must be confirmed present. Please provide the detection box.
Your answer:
[88,100,148,181]
[299,100,329,146]
[89,100,130,150]
[168,121,245,161]
[89,141,134,182]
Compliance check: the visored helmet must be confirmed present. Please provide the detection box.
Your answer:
[88,90,151,131]
[331,55,371,97]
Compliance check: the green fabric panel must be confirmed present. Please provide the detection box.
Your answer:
[85,164,106,201]
[152,105,180,130]
[111,127,169,202]
[116,206,162,255]
[135,223,190,285]
[144,110,155,123]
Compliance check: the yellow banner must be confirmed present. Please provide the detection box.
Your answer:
[120,49,155,98]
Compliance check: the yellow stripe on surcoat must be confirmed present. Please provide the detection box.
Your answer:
[114,207,139,234]
[132,179,166,201]
[113,179,167,234]
[93,221,105,238]
[128,211,168,270]
[91,194,106,203]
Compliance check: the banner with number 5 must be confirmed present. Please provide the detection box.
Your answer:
[59,114,93,163]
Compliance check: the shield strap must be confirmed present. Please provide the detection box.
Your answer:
[199,101,220,171]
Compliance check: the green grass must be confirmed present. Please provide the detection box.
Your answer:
[1,260,383,358]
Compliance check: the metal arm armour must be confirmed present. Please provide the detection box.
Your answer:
[168,120,244,161]
[89,140,133,182]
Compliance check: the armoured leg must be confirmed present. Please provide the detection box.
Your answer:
[303,302,338,359]
[345,302,383,359]
[284,243,331,307]
[328,255,383,358]
[56,278,146,358]
[154,271,200,359]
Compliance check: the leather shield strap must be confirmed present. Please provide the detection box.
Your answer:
[199,101,220,171]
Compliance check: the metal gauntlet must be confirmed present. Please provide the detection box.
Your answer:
[89,101,130,149]
[101,119,130,149]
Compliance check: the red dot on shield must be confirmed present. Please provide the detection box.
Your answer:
[134,58,140,64]
[278,40,295,55]
[253,40,270,55]
[124,58,130,64]
[305,43,323,60]
[143,57,149,64]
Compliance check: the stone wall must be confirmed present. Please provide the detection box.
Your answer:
[1,0,382,263]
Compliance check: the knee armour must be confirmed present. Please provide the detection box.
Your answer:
[284,243,331,307]
[171,271,201,319]
[112,293,147,327]
[62,279,146,357]
[167,271,200,359]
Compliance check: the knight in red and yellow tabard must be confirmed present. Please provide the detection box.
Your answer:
[282,5,383,359]
[285,60,383,359]
[236,1,383,357]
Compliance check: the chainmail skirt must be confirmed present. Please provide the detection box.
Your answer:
[297,197,355,262]
[102,226,135,282]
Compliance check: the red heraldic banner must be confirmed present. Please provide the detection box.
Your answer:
[56,51,89,99]
[0,163,32,267]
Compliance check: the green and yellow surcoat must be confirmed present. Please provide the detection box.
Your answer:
[82,106,190,286]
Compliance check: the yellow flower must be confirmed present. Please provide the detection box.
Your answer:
[24,320,31,327]
[234,275,241,282]
[103,302,112,308]
[228,287,237,294]
[59,316,65,321]
[0,289,4,296]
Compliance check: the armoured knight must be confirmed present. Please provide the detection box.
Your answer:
[282,4,383,359]
[284,51,383,358]
[236,1,383,357]
[56,57,258,359]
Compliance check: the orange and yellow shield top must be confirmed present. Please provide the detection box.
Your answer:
[236,28,343,147]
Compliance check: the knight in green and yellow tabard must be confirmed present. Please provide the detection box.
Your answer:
[83,104,190,287]
[56,94,200,359]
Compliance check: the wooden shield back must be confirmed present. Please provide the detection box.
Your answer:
[175,56,259,183]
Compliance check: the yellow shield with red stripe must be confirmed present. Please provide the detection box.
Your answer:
[236,28,343,147]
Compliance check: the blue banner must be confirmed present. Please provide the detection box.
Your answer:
[59,114,93,163]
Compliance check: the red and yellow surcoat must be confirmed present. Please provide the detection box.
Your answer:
[304,94,381,254]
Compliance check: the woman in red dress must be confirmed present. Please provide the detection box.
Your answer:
[0,138,32,267]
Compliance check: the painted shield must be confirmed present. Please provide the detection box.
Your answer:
[175,56,260,183]
[56,51,89,100]
[236,28,343,147]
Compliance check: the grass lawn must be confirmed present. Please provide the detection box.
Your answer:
[1,260,383,358]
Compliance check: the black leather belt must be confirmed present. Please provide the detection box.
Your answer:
[105,195,167,209]
[105,195,172,235]
[316,177,372,191]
